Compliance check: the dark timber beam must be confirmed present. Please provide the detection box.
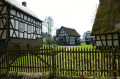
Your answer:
[118,33,120,46]
[99,35,104,46]
[105,34,108,46]
[95,35,97,45]
[0,5,5,15]
[112,34,114,46]
[0,18,7,39]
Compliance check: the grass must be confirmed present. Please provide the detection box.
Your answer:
[81,42,86,45]
[0,71,52,79]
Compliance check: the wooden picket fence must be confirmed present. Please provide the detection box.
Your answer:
[0,46,120,78]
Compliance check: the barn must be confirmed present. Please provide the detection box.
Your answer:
[56,26,80,45]
[91,0,120,48]
[0,0,43,47]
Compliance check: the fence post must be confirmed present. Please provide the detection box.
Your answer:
[52,48,56,78]
[6,47,9,73]
[113,48,117,79]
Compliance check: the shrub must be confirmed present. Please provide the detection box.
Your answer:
[44,37,53,44]
[85,40,90,45]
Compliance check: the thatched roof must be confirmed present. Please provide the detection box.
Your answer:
[91,0,120,35]
[5,0,42,21]
[57,26,80,37]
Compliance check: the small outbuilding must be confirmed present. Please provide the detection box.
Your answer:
[91,0,120,47]
[56,26,80,45]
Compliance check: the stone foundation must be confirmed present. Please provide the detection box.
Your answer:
[8,38,43,47]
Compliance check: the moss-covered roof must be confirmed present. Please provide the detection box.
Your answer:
[91,0,120,35]
[56,26,81,37]
[63,26,81,37]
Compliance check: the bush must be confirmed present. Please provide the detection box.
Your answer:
[44,37,53,44]
[85,40,90,45]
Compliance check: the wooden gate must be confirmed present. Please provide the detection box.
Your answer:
[0,46,120,78]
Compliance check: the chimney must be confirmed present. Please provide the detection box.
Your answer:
[22,1,27,7]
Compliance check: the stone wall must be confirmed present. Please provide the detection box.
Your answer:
[8,38,43,47]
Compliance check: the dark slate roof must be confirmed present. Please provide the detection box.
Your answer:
[5,0,42,21]
[91,0,120,35]
[57,26,80,37]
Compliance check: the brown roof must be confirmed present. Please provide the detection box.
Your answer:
[57,26,80,37]
[91,0,120,35]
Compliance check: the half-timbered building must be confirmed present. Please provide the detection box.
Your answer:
[56,26,80,45]
[91,0,120,48]
[0,0,43,47]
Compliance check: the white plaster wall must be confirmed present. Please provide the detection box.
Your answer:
[107,41,112,46]
[0,19,6,28]
[107,34,112,39]
[38,35,40,38]
[10,30,13,37]
[17,12,20,17]
[28,17,30,21]
[70,42,75,45]
[24,32,27,38]
[24,15,27,20]
[10,10,16,15]
[96,35,100,40]
[10,19,14,28]
[20,32,23,38]
[101,35,105,40]
[28,34,30,39]
[16,20,18,29]
[0,19,6,39]
[13,33,16,37]
[25,24,27,31]
[20,13,23,18]
[0,30,6,39]
[114,40,118,46]
[96,34,119,46]
[113,34,118,39]
[15,31,18,37]
[2,6,6,14]
[9,8,42,39]
[103,41,106,46]
[96,41,102,46]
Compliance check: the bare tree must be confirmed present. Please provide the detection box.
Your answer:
[43,16,54,37]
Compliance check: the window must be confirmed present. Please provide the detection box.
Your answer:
[28,25,31,33]
[20,32,23,38]
[19,22,24,32]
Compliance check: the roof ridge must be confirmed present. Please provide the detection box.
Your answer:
[5,0,41,21]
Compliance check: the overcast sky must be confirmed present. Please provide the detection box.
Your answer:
[17,0,99,38]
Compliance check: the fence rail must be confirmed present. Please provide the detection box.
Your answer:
[0,46,120,78]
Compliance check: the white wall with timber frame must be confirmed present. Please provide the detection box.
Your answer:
[56,27,80,45]
[0,0,43,47]
[56,28,69,44]
[0,0,7,40]
[95,33,120,47]
[9,9,42,40]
